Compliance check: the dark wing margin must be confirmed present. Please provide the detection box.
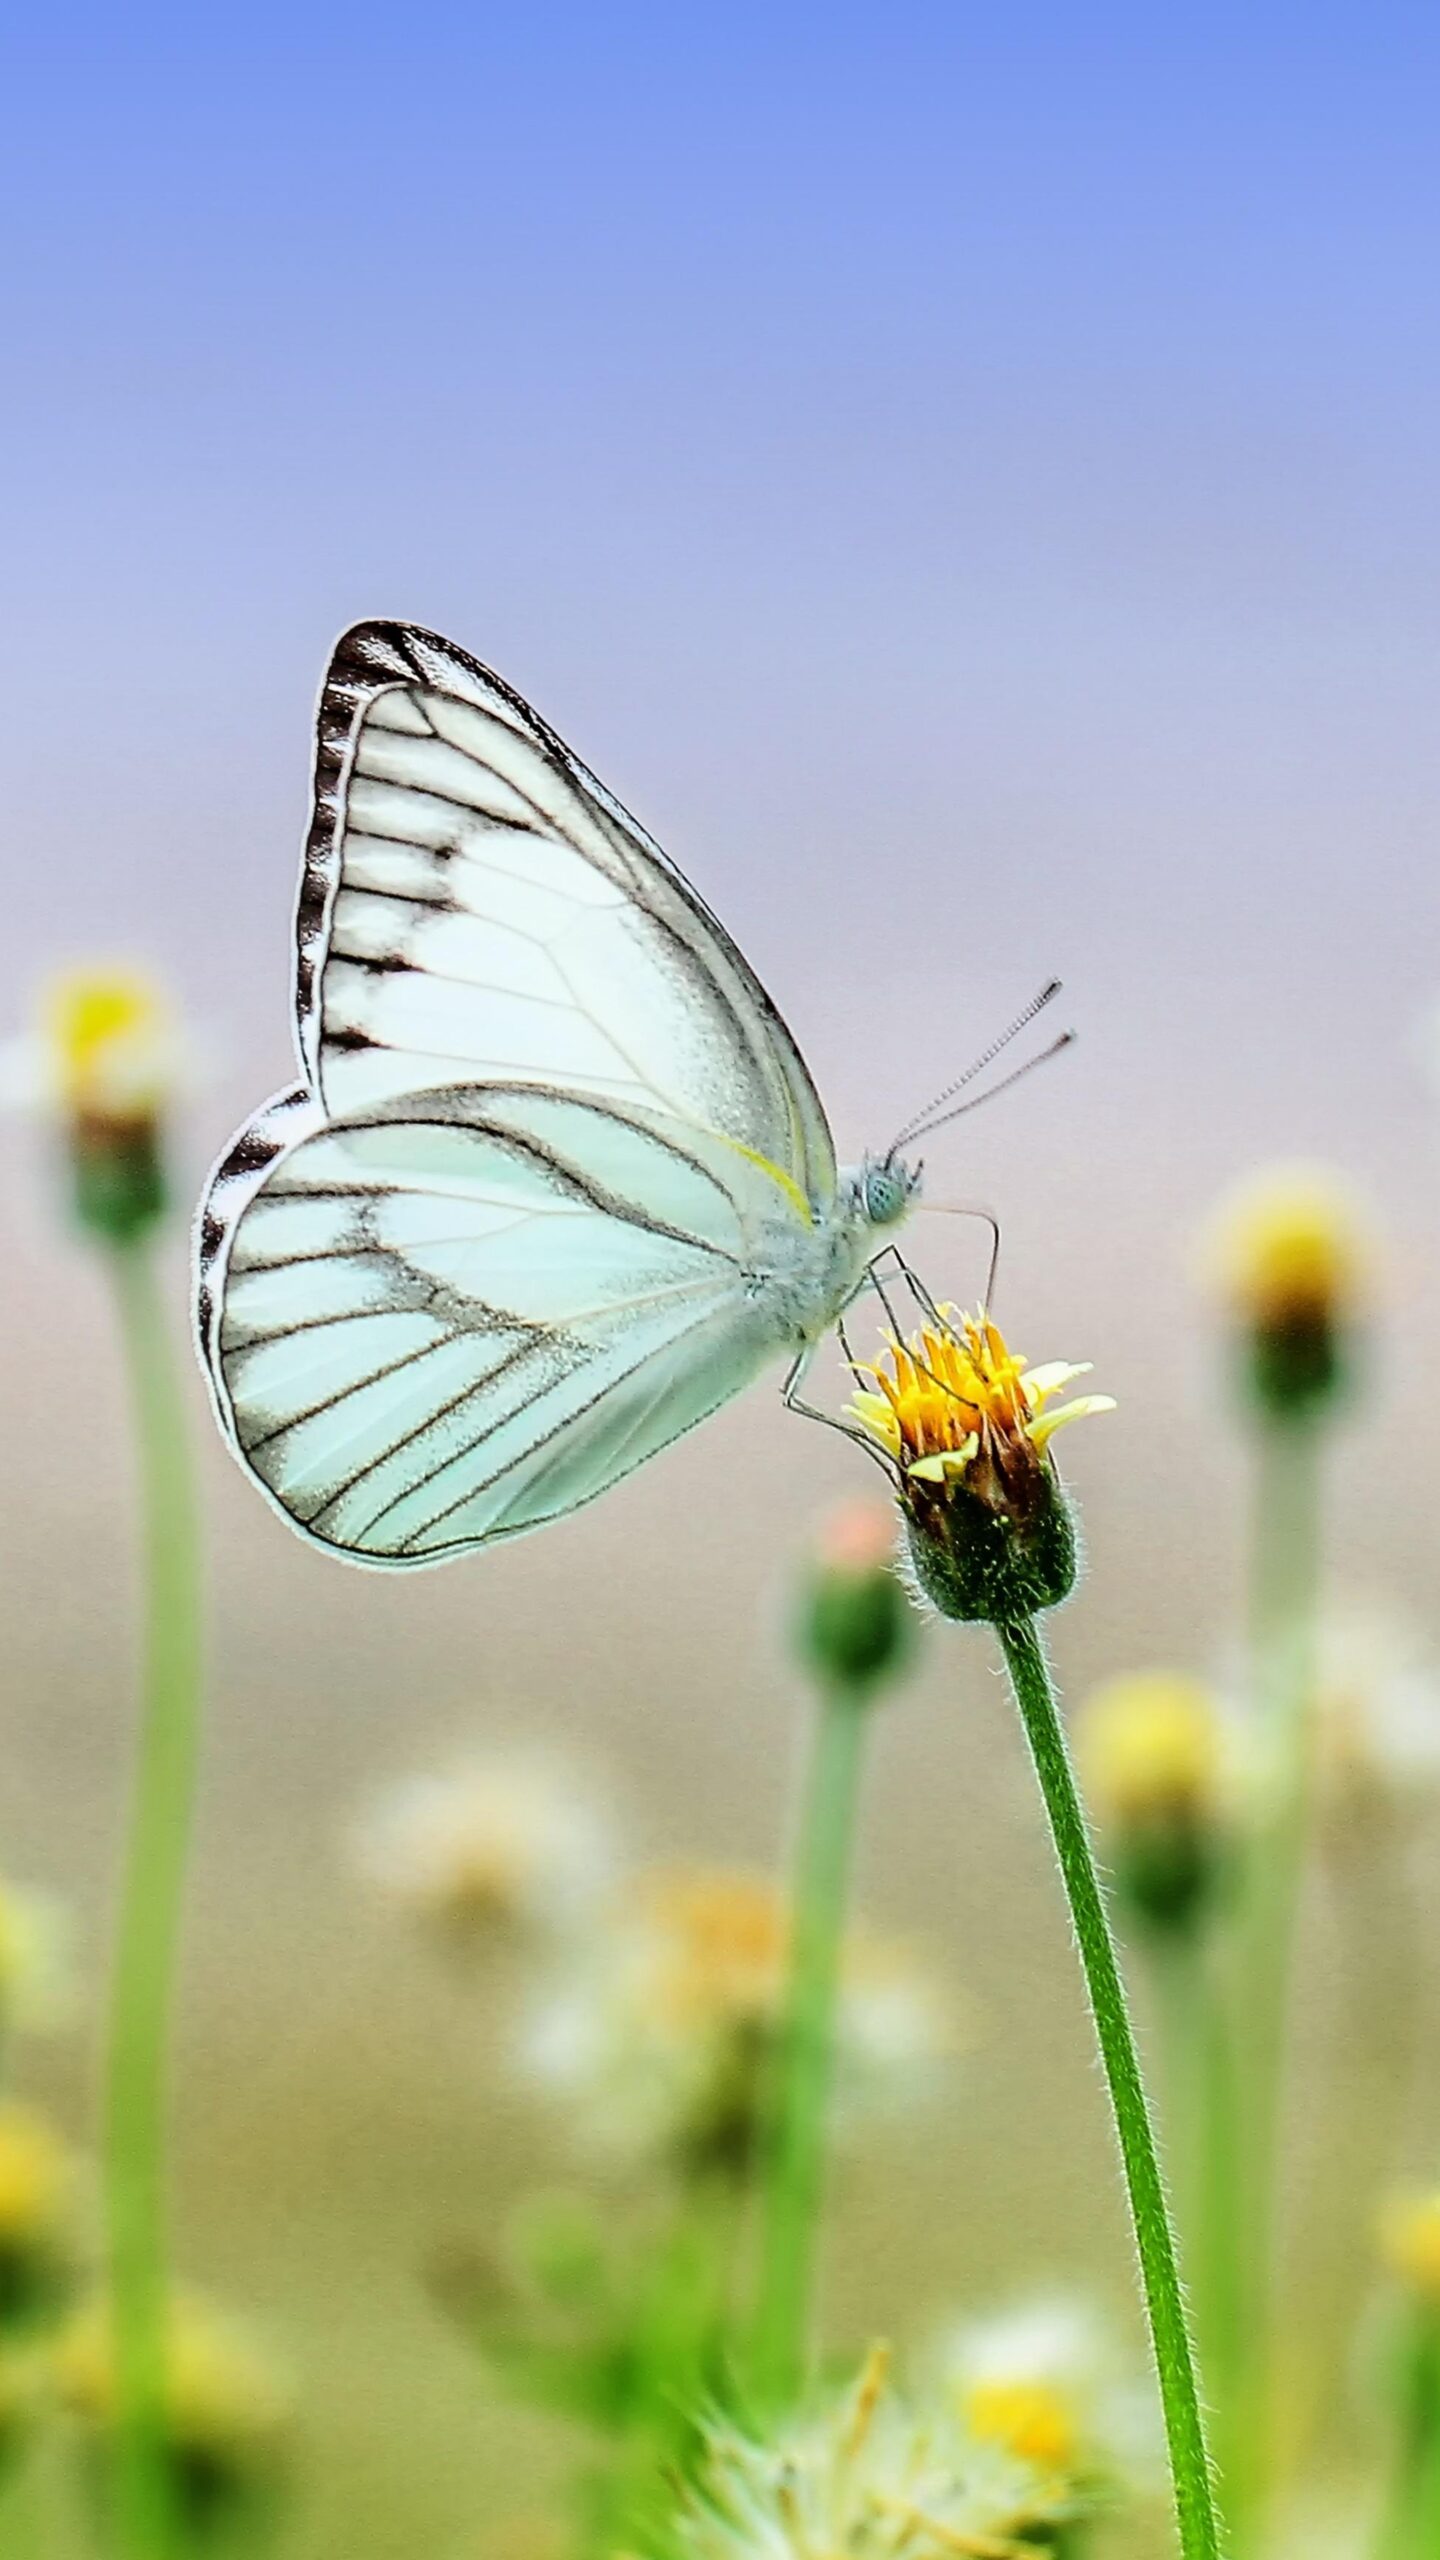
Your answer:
[294,620,838,1202]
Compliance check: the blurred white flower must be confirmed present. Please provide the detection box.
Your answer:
[672,2343,1074,2560]
[1307,1607,1440,1812]
[0,968,186,1130]
[354,1755,615,1945]
[932,2296,1157,2491]
[523,1866,954,2170]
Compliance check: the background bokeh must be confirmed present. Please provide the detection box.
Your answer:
[4,9,1439,2553]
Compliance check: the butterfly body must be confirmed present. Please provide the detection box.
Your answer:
[196,622,917,1565]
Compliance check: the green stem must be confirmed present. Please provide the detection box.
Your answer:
[752,1679,871,2410]
[996,1617,1222,2560]
[102,1240,205,2558]
[1231,1415,1322,2538]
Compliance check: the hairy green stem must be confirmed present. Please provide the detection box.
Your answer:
[753,1680,870,2409]
[103,1242,204,2557]
[997,1617,1222,2560]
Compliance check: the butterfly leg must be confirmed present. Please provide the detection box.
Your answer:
[779,1343,899,1476]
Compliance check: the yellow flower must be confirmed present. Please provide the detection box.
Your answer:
[1209,1166,1367,1332]
[0,2106,75,2336]
[1207,1165,1371,1416]
[847,1308,1112,1501]
[938,2299,1154,2493]
[58,2291,288,2535]
[41,969,177,1134]
[0,2108,70,2245]
[1078,1676,1227,1828]
[672,2344,1076,2560]
[846,1310,1112,1625]
[1379,2192,1440,2304]
[967,2379,1079,2474]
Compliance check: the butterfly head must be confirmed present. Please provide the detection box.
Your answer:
[859,1151,923,1229]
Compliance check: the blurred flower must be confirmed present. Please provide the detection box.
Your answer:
[846,1309,1111,1624]
[37,970,179,1133]
[670,2343,1074,2559]
[58,2292,288,2541]
[1206,1164,1370,1419]
[1077,1674,1234,1932]
[1379,2191,1440,2308]
[0,2105,78,2335]
[524,1867,953,2173]
[354,1755,615,1947]
[934,2298,1156,2494]
[1306,1608,1440,1818]
[2,967,183,1241]
[798,1500,915,1694]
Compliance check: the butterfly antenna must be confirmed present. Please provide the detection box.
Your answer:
[889,980,1063,1153]
[906,1029,1075,1141]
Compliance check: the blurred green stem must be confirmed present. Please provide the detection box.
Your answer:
[997,1618,1221,2560]
[103,1240,204,2558]
[753,1679,870,2409]
[1374,2324,1440,2560]
[1230,1414,1323,2543]
[1151,1933,1245,2516]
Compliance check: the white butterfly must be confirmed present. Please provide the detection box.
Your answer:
[195,622,1037,1567]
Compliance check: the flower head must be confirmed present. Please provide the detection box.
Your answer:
[1077,1674,1233,1933]
[1379,2191,1440,2307]
[0,2105,77,2335]
[40,970,178,1135]
[354,1755,614,1947]
[524,1866,953,2172]
[935,2298,1156,2495]
[847,1310,1112,1625]
[1207,1165,1371,1417]
[670,2344,1076,2560]
[58,2292,288,2538]
[5,966,181,1241]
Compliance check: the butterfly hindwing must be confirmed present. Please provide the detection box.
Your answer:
[202,1084,798,1562]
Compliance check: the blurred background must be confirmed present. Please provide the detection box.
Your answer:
[3,7,1439,2553]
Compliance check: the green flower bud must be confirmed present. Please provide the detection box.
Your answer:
[798,1502,915,1691]
[901,1462,1077,1625]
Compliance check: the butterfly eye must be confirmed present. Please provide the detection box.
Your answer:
[864,1166,908,1227]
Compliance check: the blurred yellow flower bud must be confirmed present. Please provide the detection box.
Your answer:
[1077,1676,1231,1935]
[0,2105,76,2335]
[59,2293,288,2540]
[43,971,177,1134]
[30,968,180,1242]
[1208,1166,1371,1419]
[1380,2192,1440,2305]
[1079,1676,1225,1827]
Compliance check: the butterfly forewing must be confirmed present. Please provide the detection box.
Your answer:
[298,624,835,1203]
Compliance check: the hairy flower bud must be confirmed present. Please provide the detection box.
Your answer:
[845,1309,1110,1627]
[798,1501,915,1690]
